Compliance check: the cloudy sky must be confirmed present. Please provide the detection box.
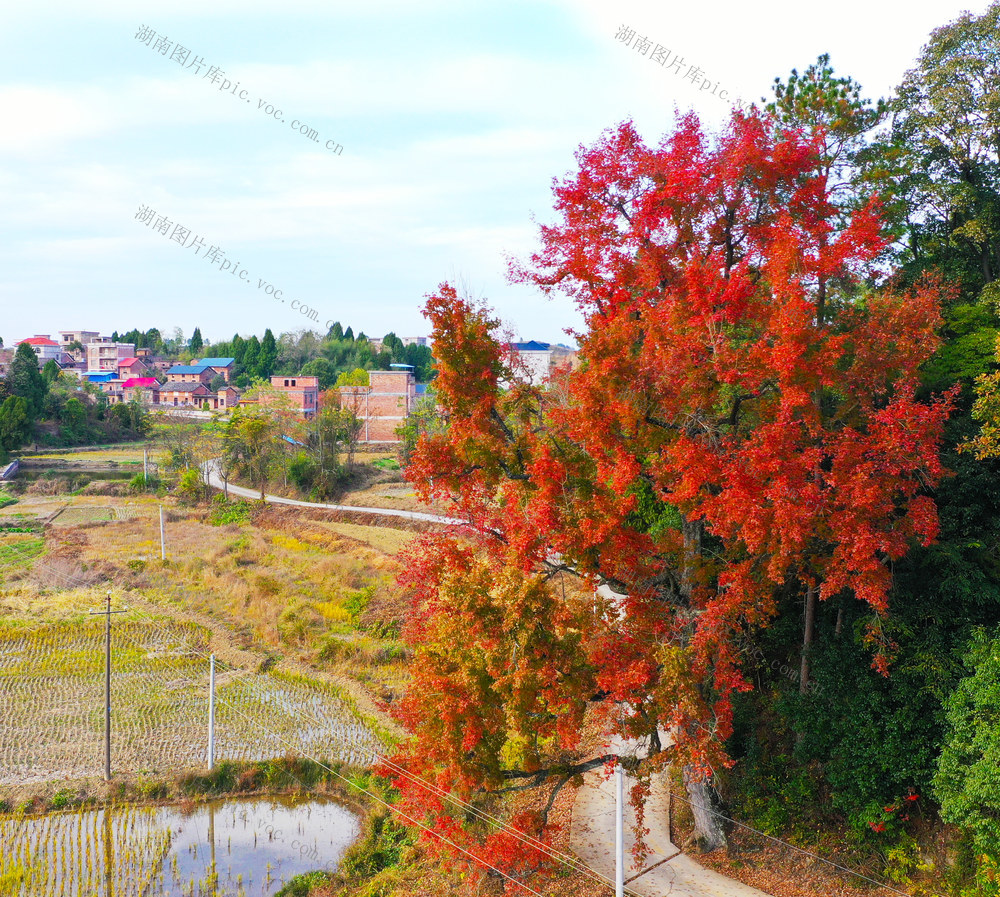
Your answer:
[0,0,989,349]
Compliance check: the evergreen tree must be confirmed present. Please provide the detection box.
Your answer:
[6,343,46,416]
[190,327,204,353]
[259,328,278,378]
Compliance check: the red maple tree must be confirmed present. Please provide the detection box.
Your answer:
[386,109,953,877]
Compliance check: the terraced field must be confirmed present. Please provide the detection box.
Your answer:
[0,619,383,789]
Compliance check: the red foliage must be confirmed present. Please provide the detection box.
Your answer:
[388,109,953,884]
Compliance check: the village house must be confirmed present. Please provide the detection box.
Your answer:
[158,381,213,408]
[117,357,150,379]
[268,376,319,418]
[58,330,99,351]
[191,357,236,382]
[15,335,62,365]
[339,365,420,443]
[165,363,215,384]
[86,338,136,372]
[114,377,161,405]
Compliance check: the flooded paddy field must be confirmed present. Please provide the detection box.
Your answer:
[0,795,359,896]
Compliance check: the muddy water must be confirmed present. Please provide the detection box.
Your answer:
[0,794,360,896]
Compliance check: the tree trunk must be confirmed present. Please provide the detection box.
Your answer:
[799,583,817,695]
[682,767,727,852]
[681,517,703,602]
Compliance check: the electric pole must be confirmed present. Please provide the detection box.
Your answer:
[89,590,125,782]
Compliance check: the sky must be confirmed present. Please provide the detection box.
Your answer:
[0,0,991,349]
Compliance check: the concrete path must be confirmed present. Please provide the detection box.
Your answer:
[200,460,465,525]
[571,740,774,896]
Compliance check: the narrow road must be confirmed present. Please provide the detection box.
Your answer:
[571,736,773,896]
[200,460,465,525]
[203,464,773,895]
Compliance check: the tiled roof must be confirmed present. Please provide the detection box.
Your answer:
[195,357,235,367]
[510,340,551,351]
[160,382,210,393]
[19,337,59,347]
[166,364,212,374]
[121,377,159,389]
[119,357,143,366]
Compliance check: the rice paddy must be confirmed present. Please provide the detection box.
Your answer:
[0,795,359,896]
[0,619,383,788]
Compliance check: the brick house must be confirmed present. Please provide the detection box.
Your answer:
[158,382,213,407]
[117,357,150,380]
[116,377,161,405]
[339,366,419,443]
[192,357,236,382]
[269,376,319,418]
[165,364,215,384]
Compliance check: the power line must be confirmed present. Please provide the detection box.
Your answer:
[0,510,938,897]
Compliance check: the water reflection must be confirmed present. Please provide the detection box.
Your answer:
[0,795,359,896]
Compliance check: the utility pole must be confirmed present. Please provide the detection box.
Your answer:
[207,654,216,770]
[159,505,166,560]
[615,761,624,897]
[89,591,125,782]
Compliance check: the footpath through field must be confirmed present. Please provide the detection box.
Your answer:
[204,462,775,896]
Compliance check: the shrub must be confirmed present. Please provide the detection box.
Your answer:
[209,496,254,526]
[934,628,1000,866]
[176,468,203,503]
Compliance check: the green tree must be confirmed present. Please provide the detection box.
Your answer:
[259,328,278,378]
[334,368,369,388]
[396,389,443,465]
[6,343,46,416]
[221,405,285,499]
[41,360,60,384]
[0,396,31,451]
[190,327,204,353]
[934,628,1000,872]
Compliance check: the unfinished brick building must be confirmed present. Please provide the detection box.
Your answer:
[339,366,419,443]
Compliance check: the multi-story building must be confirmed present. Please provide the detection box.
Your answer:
[339,365,419,442]
[400,337,428,347]
[59,330,100,350]
[16,335,62,365]
[86,338,136,373]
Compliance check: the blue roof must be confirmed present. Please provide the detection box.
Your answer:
[281,434,306,446]
[83,371,116,382]
[167,364,212,374]
[511,340,551,351]
[415,383,428,395]
[196,357,235,367]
